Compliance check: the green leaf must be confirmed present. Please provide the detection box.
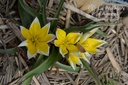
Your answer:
[51,0,65,32]
[18,1,33,27]
[81,59,101,85]
[19,47,60,84]
[37,0,45,8]
[65,22,115,33]
[18,0,44,25]
[22,55,45,85]
[0,48,17,54]
[55,61,80,73]
[18,0,39,17]
[96,29,107,38]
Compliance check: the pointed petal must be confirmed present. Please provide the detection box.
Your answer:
[20,26,31,39]
[81,38,105,53]
[39,23,51,38]
[27,51,36,59]
[41,23,50,33]
[36,42,49,56]
[56,29,66,41]
[89,28,99,37]
[60,45,68,57]
[79,32,91,43]
[68,53,82,70]
[27,40,37,56]
[66,33,81,44]
[67,45,78,53]
[29,17,41,35]
[79,28,99,43]
[86,38,106,47]
[81,52,91,64]
[40,34,55,43]
[18,40,27,47]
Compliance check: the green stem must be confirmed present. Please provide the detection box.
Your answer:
[81,59,101,85]
[55,61,80,73]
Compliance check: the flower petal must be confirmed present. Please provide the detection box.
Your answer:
[68,53,82,70]
[56,29,66,41]
[60,45,68,57]
[40,34,55,43]
[79,28,98,43]
[27,51,36,59]
[29,17,41,35]
[79,32,91,43]
[81,38,106,53]
[66,33,81,44]
[89,28,99,37]
[18,40,27,47]
[27,40,37,56]
[81,52,91,64]
[36,42,49,56]
[20,26,31,39]
[54,40,61,47]
[41,23,50,33]
[67,45,78,53]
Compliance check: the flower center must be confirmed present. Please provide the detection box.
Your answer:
[31,36,39,44]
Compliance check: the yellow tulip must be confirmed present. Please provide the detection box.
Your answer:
[19,17,55,59]
[54,29,81,57]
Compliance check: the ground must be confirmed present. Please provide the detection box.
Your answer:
[0,0,128,85]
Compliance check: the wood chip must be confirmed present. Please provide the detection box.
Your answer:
[106,47,121,73]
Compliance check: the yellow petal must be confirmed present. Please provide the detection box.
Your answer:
[81,38,105,53]
[56,29,66,41]
[80,52,91,64]
[60,45,68,57]
[27,40,37,56]
[67,45,78,52]
[68,53,82,70]
[40,23,50,37]
[79,32,91,43]
[66,33,81,44]
[40,34,55,42]
[41,23,50,33]
[21,26,31,39]
[36,42,49,56]
[29,17,41,35]
[54,40,61,47]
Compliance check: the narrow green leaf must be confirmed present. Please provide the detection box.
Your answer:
[18,1,33,27]
[51,0,65,31]
[96,29,107,38]
[42,0,47,25]
[0,48,17,54]
[55,61,80,73]
[65,22,115,33]
[37,0,45,8]
[22,55,44,85]
[18,0,39,17]
[81,59,101,85]
[18,0,44,25]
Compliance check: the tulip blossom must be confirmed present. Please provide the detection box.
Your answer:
[19,17,55,59]
[78,28,107,54]
[54,29,81,57]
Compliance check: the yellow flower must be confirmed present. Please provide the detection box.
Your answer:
[78,28,107,54]
[67,53,82,70]
[54,29,81,57]
[19,17,55,59]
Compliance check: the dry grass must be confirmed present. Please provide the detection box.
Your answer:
[0,0,128,85]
